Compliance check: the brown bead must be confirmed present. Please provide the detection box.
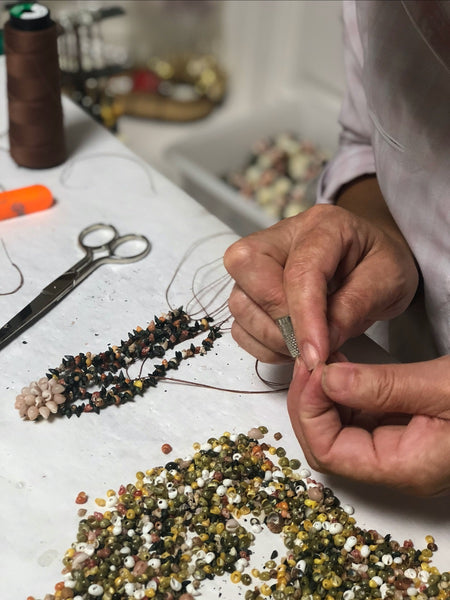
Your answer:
[161,443,173,455]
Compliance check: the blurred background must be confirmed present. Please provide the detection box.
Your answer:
[1,0,345,235]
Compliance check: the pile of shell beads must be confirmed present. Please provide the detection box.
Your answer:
[38,428,446,600]
[15,377,65,420]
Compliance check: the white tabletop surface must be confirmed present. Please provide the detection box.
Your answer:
[0,57,448,600]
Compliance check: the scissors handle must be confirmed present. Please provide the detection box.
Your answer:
[78,223,151,268]
[78,223,119,252]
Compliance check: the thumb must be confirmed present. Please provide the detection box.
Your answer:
[321,355,450,417]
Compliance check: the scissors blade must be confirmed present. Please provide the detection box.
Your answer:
[0,272,76,351]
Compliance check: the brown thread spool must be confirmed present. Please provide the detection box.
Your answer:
[4,2,66,169]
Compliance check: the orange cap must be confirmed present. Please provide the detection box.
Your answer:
[0,185,53,220]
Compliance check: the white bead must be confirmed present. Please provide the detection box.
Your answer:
[264,471,273,481]
[124,556,135,568]
[312,521,322,531]
[404,568,417,579]
[407,587,418,596]
[380,583,389,599]
[186,583,201,596]
[168,489,178,499]
[343,592,355,600]
[87,585,104,596]
[235,557,248,571]
[360,545,370,558]
[157,498,168,509]
[342,503,355,514]
[134,591,146,600]
[196,477,205,488]
[124,582,135,595]
[272,470,284,479]
[232,453,242,460]
[346,536,357,547]
[184,485,193,494]
[127,529,135,537]
[142,522,154,534]
[170,577,182,591]
[222,478,232,487]
[120,546,131,554]
[213,444,222,453]
[194,550,206,561]
[205,552,215,564]
[77,543,95,556]
[370,576,383,587]
[148,558,161,568]
[216,485,227,496]
[296,559,306,573]
[299,468,311,478]
[329,522,344,535]
[394,557,403,564]
[418,570,429,583]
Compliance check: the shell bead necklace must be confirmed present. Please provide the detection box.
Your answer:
[15,308,221,421]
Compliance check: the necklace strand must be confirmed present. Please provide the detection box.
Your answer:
[15,308,221,421]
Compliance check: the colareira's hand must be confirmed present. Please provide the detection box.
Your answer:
[287,355,450,496]
[224,203,418,368]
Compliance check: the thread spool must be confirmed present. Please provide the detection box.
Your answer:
[4,2,66,169]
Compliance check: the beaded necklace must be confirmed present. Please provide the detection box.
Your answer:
[15,308,222,421]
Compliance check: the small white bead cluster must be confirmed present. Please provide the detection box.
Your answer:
[14,377,66,421]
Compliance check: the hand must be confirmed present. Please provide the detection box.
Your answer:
[224,198,419,368]
[287,355,450,495]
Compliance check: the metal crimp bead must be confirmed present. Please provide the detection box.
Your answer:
[276,315,300,359]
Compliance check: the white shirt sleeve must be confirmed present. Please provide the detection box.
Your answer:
[317,0,376,203]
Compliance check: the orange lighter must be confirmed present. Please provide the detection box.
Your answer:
[0,185,53,221]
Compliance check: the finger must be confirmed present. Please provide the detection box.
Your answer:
[326,250,418,350]
[291,364,407,485]
[292,359,450,495]
[286,359,321,470]
[228,284,290,357]
[230,321,292,364]
[282,205,367,368]
[321,356,450,417]
[224,229,290,319]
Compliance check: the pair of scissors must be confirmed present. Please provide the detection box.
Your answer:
[0,223,151,351]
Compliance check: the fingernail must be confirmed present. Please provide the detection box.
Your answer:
[323,363,353,394]
[301,342,320,371]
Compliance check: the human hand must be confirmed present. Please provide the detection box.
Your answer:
[224,202,419,368]
[287,355,450,495]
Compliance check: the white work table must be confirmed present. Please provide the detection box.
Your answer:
[0,57,448,600]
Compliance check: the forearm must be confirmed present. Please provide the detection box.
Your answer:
[336,175,406,243]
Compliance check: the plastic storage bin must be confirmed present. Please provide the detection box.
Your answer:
[167,91,342,236]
